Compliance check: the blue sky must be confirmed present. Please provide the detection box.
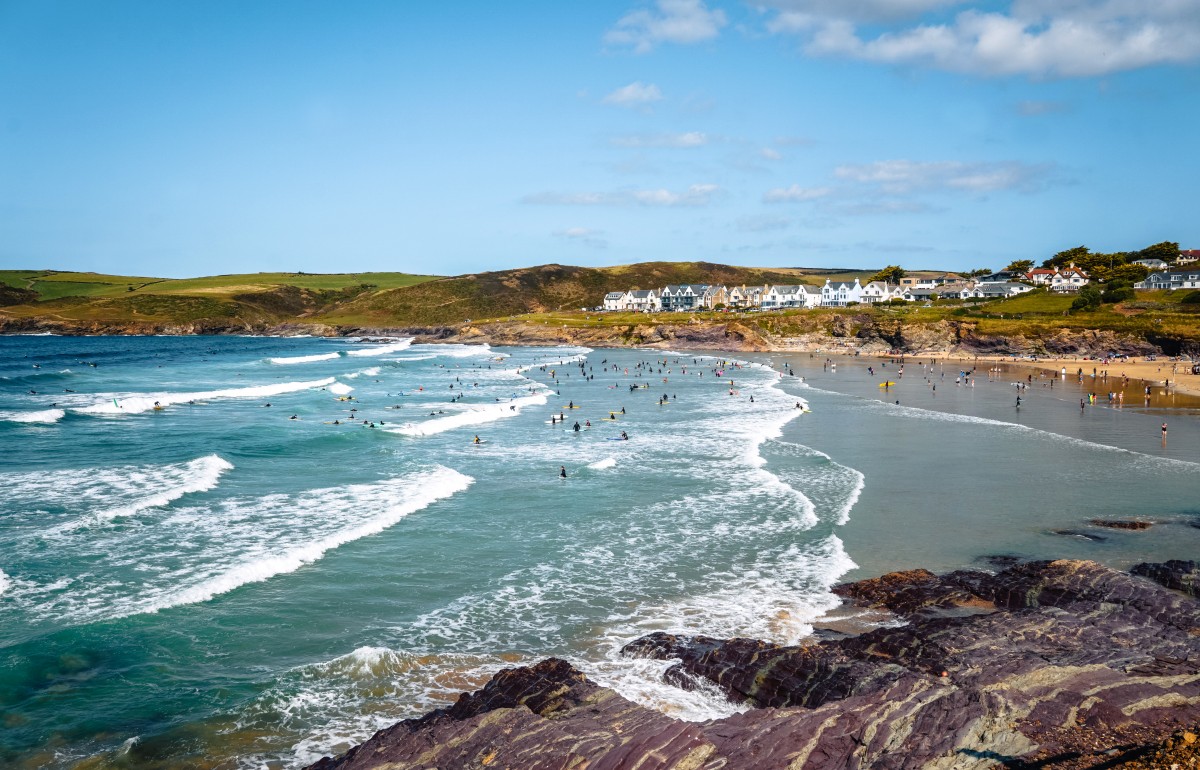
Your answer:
[1,0,1198,277]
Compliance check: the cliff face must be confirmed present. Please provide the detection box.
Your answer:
[0,312,1175,358]
[306,560,1200,770]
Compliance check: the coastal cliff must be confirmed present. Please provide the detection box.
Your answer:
[0,312,1187,357]
[305,559,1200,769]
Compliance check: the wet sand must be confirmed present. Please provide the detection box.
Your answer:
[814,351,1200,410]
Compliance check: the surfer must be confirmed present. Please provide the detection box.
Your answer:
[573,422,580,432]
[585,420,591,427]
[473,435,481,444]
[620,431,628,440]
[560,466,567,479]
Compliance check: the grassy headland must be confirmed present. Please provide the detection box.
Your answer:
[2,264,1199,356]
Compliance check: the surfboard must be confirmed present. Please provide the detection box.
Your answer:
[878,382,896,387]
[606,437,627,441]
[470,440,488,445]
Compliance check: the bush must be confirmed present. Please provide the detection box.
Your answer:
[1101,287,1135,303]
[1182,291,1200,305]
[1071,285,1102,312]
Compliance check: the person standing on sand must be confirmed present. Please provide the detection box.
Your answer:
[1162,422,1168,440]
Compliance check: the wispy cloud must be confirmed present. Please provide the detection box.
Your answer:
[606,0,728,53]
[524,183,721,207]
[554,227,608,248]
[610,131,710,147]
[833,159,1054,193]
[763,184,833,202]
[760,147,783,160]
[762,1,1200,77]
[602,81,664,107]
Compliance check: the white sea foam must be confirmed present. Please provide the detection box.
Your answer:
[89,455,234,523]
[328,382,354,396]
[587,457,617,470]
[387,391,550,436]
[239,645,515,768]
[0,408,65,424]
[0,569,10,596]
[411,343,495,359]
[268,352,342,364]
[343,367,381,379]
[346,339,413,357]
[127,467,472,616]
[4,454,234,524]
[388,353,439,362]
[76,378,336,415]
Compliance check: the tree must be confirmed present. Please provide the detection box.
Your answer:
[1101,280,1135,304]
[1003,259,1033,273]
[1071,284,1102,312]
[1109,263,1149,284]
[1132,241,1181,264]
[869,265,906,284]
[965,267,992,278]
[1043,246,1090,269]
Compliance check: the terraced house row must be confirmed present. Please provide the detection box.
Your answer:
[601,277,1034,312]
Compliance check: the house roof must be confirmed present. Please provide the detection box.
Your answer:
[604,292,625,299]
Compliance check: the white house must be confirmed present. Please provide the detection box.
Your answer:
[761,284,805,309]
[859,281,904,304]
[1134,258,1169,271]
[627,289,660,312]
[821,279,864,307]
[1136,271,1200,291]
[799,285,823,308]
[603,291,629,311]
[1025,263,1089,292]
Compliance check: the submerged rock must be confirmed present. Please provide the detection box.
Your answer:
[1089,519,1154,530]
[306,560,1200,769]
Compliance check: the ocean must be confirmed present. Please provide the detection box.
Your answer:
[1,335,1197,768]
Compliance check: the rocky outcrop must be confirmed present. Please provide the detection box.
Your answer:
[306,560,1200,769]
[1132,560,1199,598]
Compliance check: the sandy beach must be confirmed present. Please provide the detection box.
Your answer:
[897,352,1200,400]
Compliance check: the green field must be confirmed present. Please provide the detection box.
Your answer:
[0,270,439,302]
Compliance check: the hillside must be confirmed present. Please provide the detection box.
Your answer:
[0,263,832,331]
[318,262,817,326]
[3,265,1199,357]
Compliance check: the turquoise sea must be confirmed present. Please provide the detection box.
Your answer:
[1,335,1197,768]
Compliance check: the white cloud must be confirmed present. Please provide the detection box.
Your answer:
[760,147,783,160]
[610,131,710,147]
[602,81,664,107]
[763,184,832,202]
[762,0,1200,77]
[606,0,728,53]
[833,159,1053,193]
[525,183,721,207]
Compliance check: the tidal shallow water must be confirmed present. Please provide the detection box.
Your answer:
[1,336,1195,768]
